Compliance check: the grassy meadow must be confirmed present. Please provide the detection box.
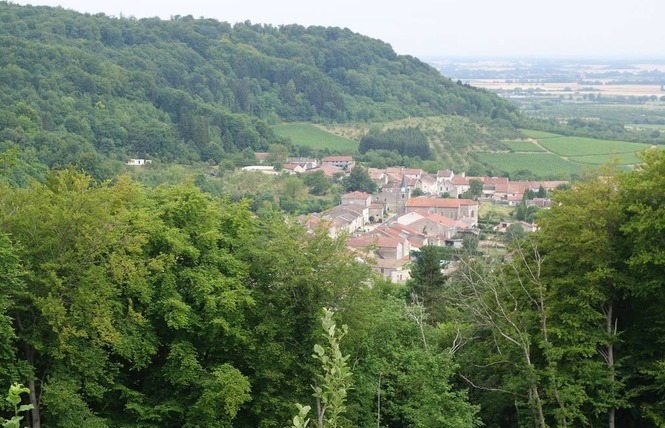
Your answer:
[272,123,359,153]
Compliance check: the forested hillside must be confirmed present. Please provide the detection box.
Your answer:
[0,2,517,184]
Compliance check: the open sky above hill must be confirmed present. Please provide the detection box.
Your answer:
[11,0,665,60]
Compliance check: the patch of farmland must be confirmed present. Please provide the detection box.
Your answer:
[538,136,652,157]
[519,129,561,139]
[477,153,582,178]
[503,140,546,152]
[272,123,359,153]
[568,152,643,165]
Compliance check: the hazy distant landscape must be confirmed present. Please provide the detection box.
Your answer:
[428,57,665,123]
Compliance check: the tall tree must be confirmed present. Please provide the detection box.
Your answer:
[616,149,665,426]
[408,245,447,321]
[343,166,376,194]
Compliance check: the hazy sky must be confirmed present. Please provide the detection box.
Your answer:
[11,0,665,59]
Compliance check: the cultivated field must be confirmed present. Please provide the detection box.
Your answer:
[537,136,651,158]
[502,140,546,152]
[272,123,359,153]
[478,129,660,177]
[476,152,584,178]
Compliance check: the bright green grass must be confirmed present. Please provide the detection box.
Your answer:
[272,123,359,153]
[569,153,643,165]
[519,129,561,139]
[503,140,546,152]
[477,153,583,178]
[538,136,652,157]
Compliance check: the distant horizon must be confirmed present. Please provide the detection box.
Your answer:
[422,55,665,63]
[9,0,665,60]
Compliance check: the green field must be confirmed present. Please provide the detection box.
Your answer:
[538,136,652,157]
[519,129,561,139]
[272,123,359,153]
[477,153,584,178]
[503,140,546,152]
[568,153,643,165]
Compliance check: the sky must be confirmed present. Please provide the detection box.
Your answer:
[10,0,665,60]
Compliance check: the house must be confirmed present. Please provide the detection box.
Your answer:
[308,164,344,178]
[386,167,423,180]
[436,170,456,195]
[341,191,373,207]
[494,221,539,233]
[405,197,479,227]
[527,198,553,208]
[373,258,411,283]
[368,202,387,222]
[282,163,306,174]
[384,223,429,249]
[322,204,368,238]
[254,152,269,164]
[241,165,278,175]
[286,157,319,170]
[396,210,467,244]
[450,175,471,198]
[321,156,354,170]
[346,232,412,283]
[417,174,438,195]
[126,159,151,166]
[368,168,389,186]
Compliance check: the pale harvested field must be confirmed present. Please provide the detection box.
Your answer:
[470,80,664,97]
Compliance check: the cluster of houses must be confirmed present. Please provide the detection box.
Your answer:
[245,154,355,176]
[295,160,566,283]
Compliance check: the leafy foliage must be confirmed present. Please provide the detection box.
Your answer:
[342,166,376,194]
[359,127,431,159]
[1,383,33,428]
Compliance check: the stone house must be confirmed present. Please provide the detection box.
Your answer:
[405,197,479,227]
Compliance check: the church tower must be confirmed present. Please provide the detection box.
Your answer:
[397,172,410,214]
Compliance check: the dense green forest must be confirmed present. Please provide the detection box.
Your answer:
[2,149,665,427]
[0,168,479,427]
[0,2,518,185]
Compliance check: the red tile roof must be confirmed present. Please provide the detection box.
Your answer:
[406,197,478,208]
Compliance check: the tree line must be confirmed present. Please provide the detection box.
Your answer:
[359,126,432,160]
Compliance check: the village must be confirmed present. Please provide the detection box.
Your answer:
[243,154,566,283]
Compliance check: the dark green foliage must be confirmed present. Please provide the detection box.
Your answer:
[503,223,526,244]
[359,127,432,159]
[408,246,447,304]
[463,178,484,199]
[0,2,518,182]
[0,168,485,427]
[302,170,332,195]
[444,154,665,427]
[343,165,377,194]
